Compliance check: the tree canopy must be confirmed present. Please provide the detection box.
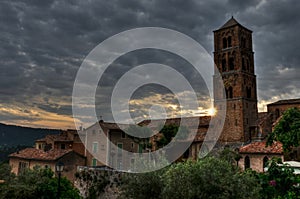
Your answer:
[267,107,300,152]
[0,164,80,199]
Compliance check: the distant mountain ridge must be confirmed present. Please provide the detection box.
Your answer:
[0,123,61,147]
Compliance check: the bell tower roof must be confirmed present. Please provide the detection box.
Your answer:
[215,16,252,32]
[220,16,239,29]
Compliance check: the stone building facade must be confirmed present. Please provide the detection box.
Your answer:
[238,141,283,172]
[9,148,86,182]
[213,17,258,144]
[9,129,86,182]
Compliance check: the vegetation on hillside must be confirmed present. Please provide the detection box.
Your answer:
[0,123,60,147]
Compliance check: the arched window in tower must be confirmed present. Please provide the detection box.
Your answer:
[241,37,246,48]
[226,86,233,99]
[222,58,227,72]
[229,57,234,70]
[227,36,232,47]
[223,37,227,49]
[263,156,269,171]
[247,87,251,98]
[242,58,246,70]
[247,59,250,71]
[244,156,250,169]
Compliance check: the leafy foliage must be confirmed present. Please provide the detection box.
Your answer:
[118,168,166,199]
[156,124,189,148]
[0,145,29,163]
[0,165,80,199]
[118,156,260,199]
[267,107,300,152]
[162,157,260,199]
[258,157,300,199]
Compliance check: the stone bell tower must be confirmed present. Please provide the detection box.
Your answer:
[213,17,258,144]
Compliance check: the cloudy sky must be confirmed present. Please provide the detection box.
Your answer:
[0,0,299,129]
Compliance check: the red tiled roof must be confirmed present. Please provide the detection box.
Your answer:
[9,148,73,161]
[239,141,283,154]
[45,134,73,142]
[138,116,211,128]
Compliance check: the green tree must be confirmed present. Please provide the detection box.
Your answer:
[258,157,300,199]
[162,157,260,199]
[267,107,300,152]
[0,163,15,182]
[118,168,166,199]
[118,156,261,199]
[156,124,189,148]
[0,166,80,199]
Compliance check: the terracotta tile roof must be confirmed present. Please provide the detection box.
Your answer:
[267,98,300,106]
[99,122,126,130]
[239,141,283,154]
[138,116,211,128]
[9,148,73,161]
[46,134,73,142]
[138,116,211,142]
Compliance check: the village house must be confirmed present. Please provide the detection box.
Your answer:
[9,129,86,182]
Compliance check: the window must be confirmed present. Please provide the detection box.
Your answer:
[138,144,144,153]
[226,87,233,99]
[229,57,234,70]
[92,129,96,135]
[222,58,227,72]
[244,156,250,169]
[117,143,123,156]
[228,36,232,47]
[223,37,227,48]
[247,87,251,98]
[92,158,97,166]
[18,162,28,174]
[131,142,134,149]
[61,143,66,150]
[263,156,269,171]
[121,132,126,139]
[92,142,98,153]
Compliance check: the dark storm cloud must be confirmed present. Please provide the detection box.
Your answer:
[0,0,299,127]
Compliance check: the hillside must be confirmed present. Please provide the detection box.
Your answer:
[0,123,61,147]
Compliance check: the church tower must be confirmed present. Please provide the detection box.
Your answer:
[213,17,258,144]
